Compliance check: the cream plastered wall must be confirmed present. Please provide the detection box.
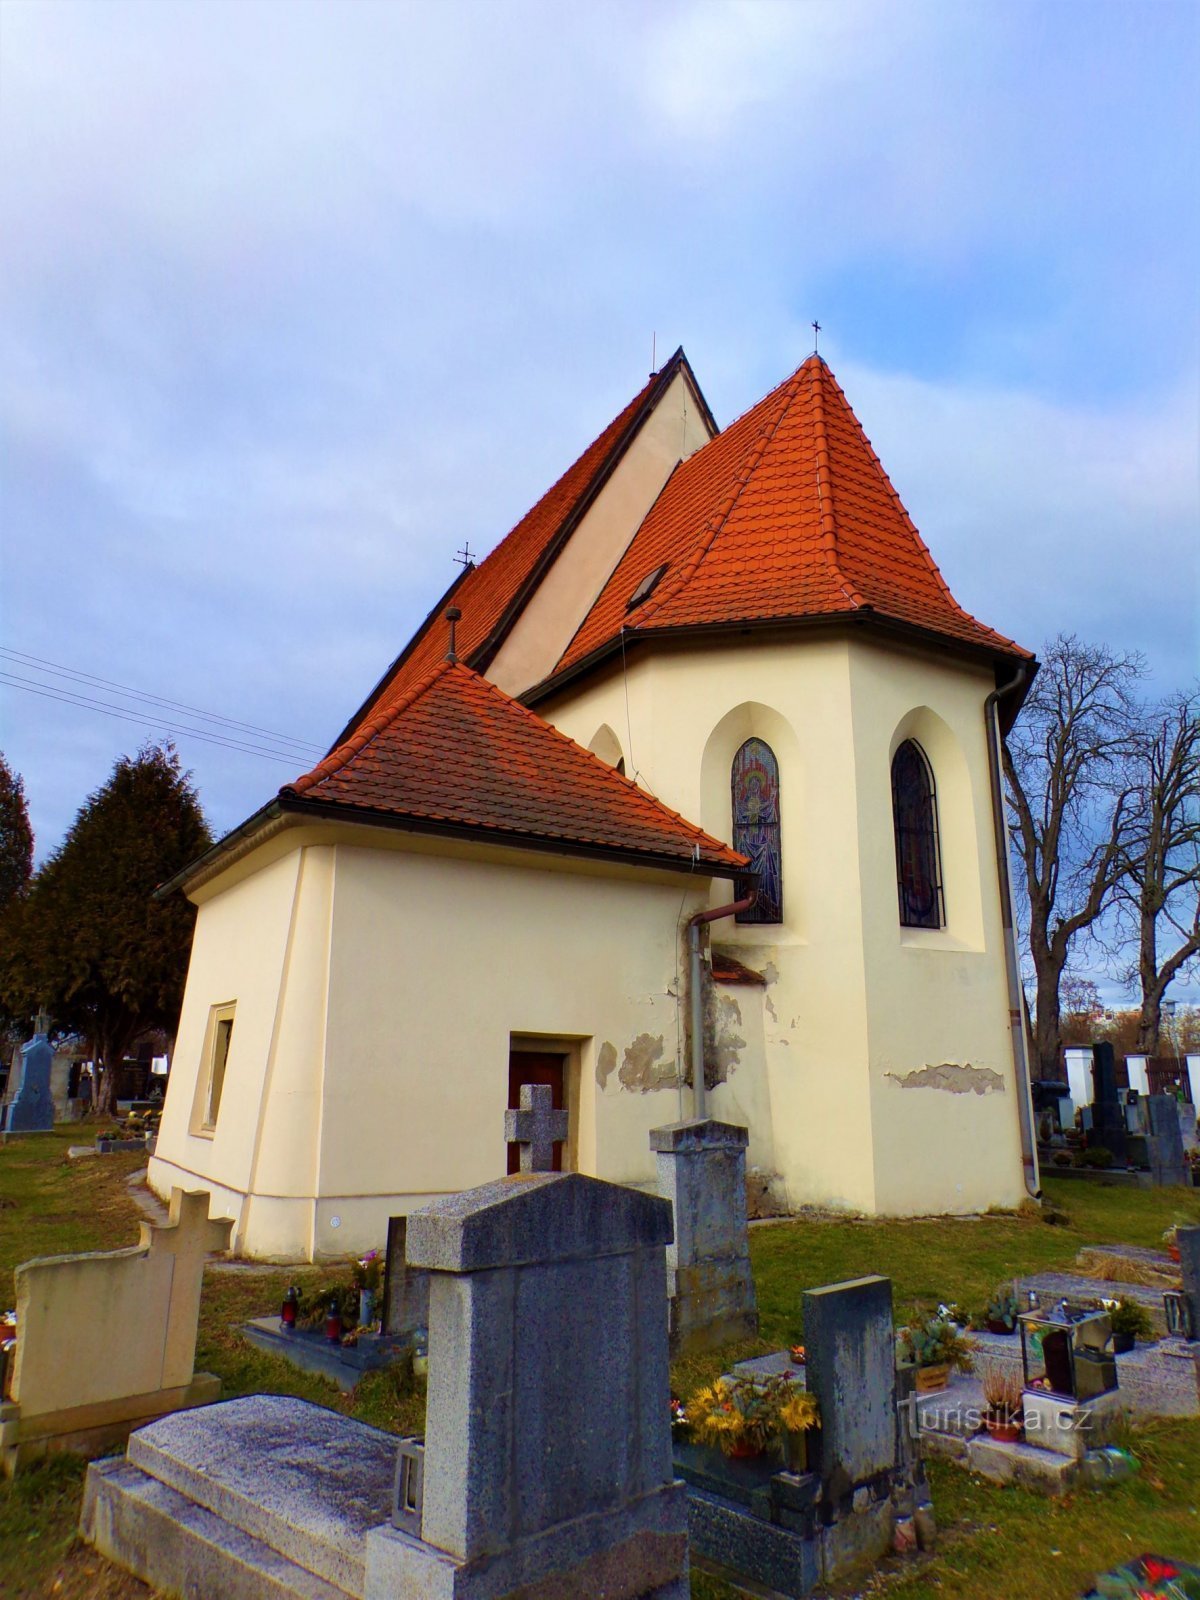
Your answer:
[487,369,714,697]
[149,845,335,1258]
[848,641,1026,1214]
[151,823,757,1259]
[312,842,718,1257]
[536,631,1027,1216]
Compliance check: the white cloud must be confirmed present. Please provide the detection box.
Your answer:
[839,356,1200,685]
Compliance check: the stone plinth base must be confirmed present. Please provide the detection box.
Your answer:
[2,1373,220,1477]
[1021,1386,1124,1458]
[367,1483,689,1600]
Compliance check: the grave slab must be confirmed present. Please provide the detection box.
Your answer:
[125,1396,395,1595]
[241,1319,411,1392]
[83,1456,352,1600]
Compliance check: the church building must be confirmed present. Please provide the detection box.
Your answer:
[150,349,1041,1260]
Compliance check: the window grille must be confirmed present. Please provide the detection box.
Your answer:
[891,740,944,929]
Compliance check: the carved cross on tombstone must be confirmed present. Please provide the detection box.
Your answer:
[504,1083,568,1173]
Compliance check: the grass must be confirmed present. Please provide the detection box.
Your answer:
[2,1134,1199,1598]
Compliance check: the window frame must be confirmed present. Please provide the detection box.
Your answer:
[194,1001,236,1136]
[731,736,783,925]
[891,739,945,930]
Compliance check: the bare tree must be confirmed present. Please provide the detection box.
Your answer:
[1116,689,1200,1053]
[1002,635,1145,1078]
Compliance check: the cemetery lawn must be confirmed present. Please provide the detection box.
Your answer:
[2,1136,1199,1599]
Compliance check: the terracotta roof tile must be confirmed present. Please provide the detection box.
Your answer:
[286,658,745,872]
[550,355,1029,678]
[341,362,677,744]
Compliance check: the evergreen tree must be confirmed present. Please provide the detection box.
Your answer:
[0,744,210,1112]
[0,751,35,1053]
[0,751,33,915]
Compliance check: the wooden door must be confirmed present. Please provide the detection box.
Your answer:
[508,1051,566,1174]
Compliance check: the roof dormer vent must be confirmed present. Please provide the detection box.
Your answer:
[627,563,668,610]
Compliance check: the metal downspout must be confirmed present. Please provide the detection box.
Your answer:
[984,664,1041,1198]
[688,894,756,1120]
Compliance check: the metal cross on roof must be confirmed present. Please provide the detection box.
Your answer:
[504,1083,568,1174]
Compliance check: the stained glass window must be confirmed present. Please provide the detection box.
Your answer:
[731,738,782,924]
[891,740,944,928]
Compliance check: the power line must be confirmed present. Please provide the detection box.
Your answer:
[0,673,307,767]
[0,646,324,753]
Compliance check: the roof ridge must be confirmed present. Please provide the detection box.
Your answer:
[461,663,740,858]
[286,656,455,796]
[819,363,1006,634]
[631,362,809,629]
[809,358,867,609]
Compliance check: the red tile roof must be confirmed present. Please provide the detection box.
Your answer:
[285,657,746,872]
[547,355,1030,682]
[337,354,705,747]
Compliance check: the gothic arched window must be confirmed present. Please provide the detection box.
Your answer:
[891,739,944,929]
[731,738,782,924]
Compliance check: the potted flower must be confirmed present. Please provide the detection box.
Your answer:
[1103,1297,1155,1354]
[669,1397,690,1440]
[352,1250,382,1330]
[979,1362,1023,1443]
[898,1317,976,1393]
[1163,1224,1181,1263]
[983,1285,1019,1336]
[688,1373,820,1462]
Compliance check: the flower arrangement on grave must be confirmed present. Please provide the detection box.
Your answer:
[1163,1224,1182,1263]
[687,1372,820,1460]
[1100,1296,1155,1353]
[979,1361,1023,1442]
[669,1397,690,1438]
[352,1250,382,1330]
[351,1250,382,1294]
[897,1317,975,1392]
[983,1284,1019,1335]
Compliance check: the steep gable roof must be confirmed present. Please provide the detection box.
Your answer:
[286,656,745,873]
[333,349,715,748]
[542,355,1030,689]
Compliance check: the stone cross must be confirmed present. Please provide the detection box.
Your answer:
[504,1083,568,1173]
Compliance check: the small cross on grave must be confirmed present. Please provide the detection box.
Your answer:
[504,1083,568,1173]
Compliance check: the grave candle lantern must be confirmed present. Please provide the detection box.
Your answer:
[324,1298,342,1345]
[280,1286,299,1331]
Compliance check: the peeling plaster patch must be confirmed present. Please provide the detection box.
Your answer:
[713,996,745,1080]
[762,962,779,986]
[619,1033,675,1093]
[596,1041,618,1090]
[887,1063,1005,1095]
[765,994,777,1023]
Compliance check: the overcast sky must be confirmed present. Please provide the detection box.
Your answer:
[2,0,1198,998]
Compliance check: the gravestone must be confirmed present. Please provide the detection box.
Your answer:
[84,1068,689,1599]
[1088,1042,1127,1163]
[1177,1226,1200,1338]
[503,1080,568,1172]
[380,1216,429,1340]
[651,1118,758,1354]
[683,1272,910,1593]
[2,1018,55,1134]
[1145,1094,1188,1186]
[2,1188,231,1474]
[803,1275,898,1572]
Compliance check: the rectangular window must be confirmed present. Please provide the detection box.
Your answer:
[200,1003,235,1132]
